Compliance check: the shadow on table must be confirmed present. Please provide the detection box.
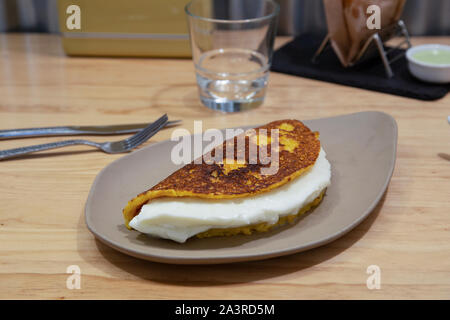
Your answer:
[437,153,450,161]
[0,149,99,161]
[77,192,386,287]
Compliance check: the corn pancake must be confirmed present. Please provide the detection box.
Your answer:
[129,147,331,242]
[123,119,321,228]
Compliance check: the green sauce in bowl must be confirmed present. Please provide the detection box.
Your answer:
[407,44,450,83]
[412,49,450,65]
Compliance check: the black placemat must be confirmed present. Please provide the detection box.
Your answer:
[271,34,449,101]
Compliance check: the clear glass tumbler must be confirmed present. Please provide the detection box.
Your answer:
[185,0,279,112]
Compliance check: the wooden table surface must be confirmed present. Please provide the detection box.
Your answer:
[0,34,449,300]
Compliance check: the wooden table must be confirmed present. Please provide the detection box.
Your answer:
[0,34,449,300]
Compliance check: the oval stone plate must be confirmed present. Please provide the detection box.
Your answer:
[85,111,397,264]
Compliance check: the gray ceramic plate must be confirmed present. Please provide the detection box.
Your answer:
[85,111,397,264]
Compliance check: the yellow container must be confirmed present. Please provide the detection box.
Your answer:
[57,0,191,57]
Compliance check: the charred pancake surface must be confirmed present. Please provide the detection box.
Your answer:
[123,120,320,228]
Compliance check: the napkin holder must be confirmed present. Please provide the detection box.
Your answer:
[57,0,191,58]
[312,20,412,78]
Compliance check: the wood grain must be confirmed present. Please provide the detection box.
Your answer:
[0,34,449,299]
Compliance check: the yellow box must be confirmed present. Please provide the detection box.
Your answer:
[57,0,191,57]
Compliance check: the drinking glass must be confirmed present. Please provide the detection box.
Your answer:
[185,0,279,112]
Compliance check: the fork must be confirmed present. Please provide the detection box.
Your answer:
[0,114,168,160]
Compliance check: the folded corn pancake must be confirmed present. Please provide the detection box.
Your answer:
[123,119,331,243]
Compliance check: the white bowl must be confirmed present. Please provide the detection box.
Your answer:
[406,44,450,84]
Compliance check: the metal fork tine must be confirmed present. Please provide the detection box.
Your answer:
[125,114,166,143]
[126,123,166,150]
[124,114,168,149]
[126,115,167,145]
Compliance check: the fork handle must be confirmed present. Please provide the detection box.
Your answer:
[0,139,99,160]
